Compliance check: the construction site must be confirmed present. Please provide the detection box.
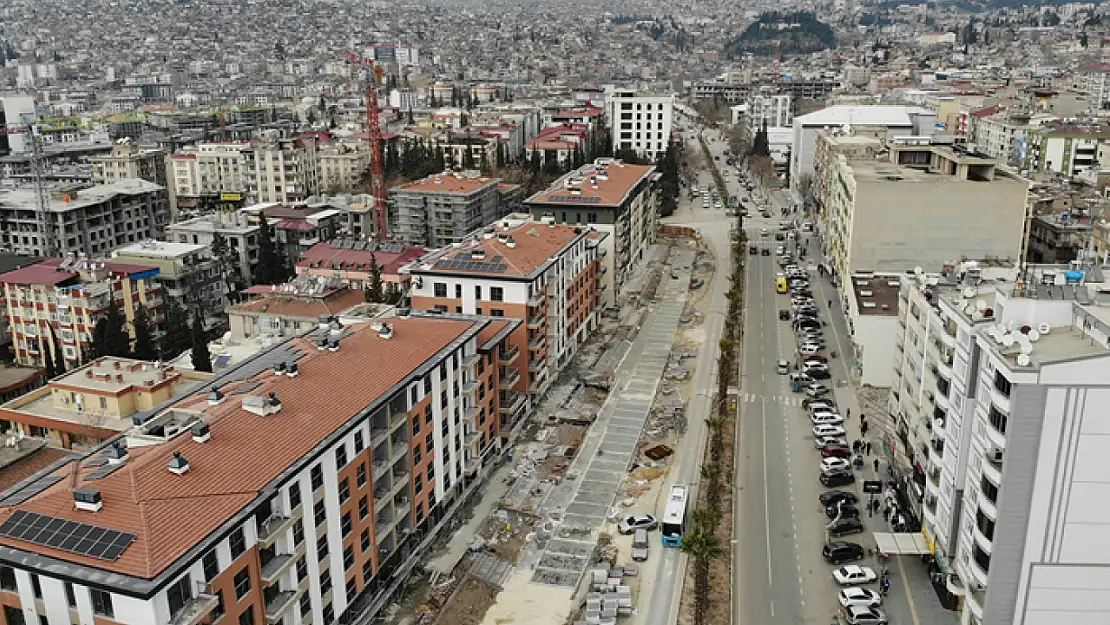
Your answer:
[371,226,723,625]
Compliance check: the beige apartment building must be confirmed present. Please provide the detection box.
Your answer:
[89,142,168,188]
[169,137,320,209]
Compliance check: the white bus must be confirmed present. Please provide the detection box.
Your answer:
[661,485,689,547]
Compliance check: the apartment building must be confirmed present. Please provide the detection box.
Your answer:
[168,143,251,211]
[407,218,605,398]
[815,134,1028,281]
[242,137,321,205]
[1077,62,1110,112]
[296,239,426,291]
[319,143,369,195]
[392,173,507,248]
[969,111,1032,168]
[89,142,168,188]
[524,159,656,305]
[227,282,366,342]
[0,356,208,449]
[0,95,36,156]
[896,268,1110,625]
[0,313,520,625]
[606,91,674,161]
[0,180,171,259]
[1024,122,1110,176]
[167,213,260,288]
[0,258,165,369]
[111,241,226,325]
[747,91,793,130]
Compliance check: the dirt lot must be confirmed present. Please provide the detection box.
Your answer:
[434,577,500,625]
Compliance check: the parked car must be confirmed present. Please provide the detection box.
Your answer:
[838,587,882,608]
[821,470,856,487]
[820,457,852,473]
[790,372,814,386]
[814,435,849,449]
[804,399,835,411]
[808,368,832,380]
[618,514,658,534]
[812,412,845,425]
[776,360,790,374]
[821,445,852,459]
[805,383,830,397]
[842,605,888,625]
[761,248,771,256]
[749,245,758,254]
[799,345,822,356]
[631,528,650,562]
[824,541,866,565]
[819,490,858,507]
[827,517,865,538]
[813,423,845,437]
[802,354,828,363]
[825,502,861,519]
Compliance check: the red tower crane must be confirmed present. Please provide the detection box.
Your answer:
[346,52,388,240]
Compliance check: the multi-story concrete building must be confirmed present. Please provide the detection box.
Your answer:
[902,268,1110,625]
[319,143,370,195]
[0,180,171,258]
[524,159,656,303]
[746,91,793,130]
[0,258,165,369]
[407,217,605,398]
[606,91,674,161]
[167,212,260,288]
[296,239,426,291]
[815,134,1028,281]
[168,143,251,212]
[0,356,208,449]
[392,173,507,248]
[227,282,366,341]
[111,241,226,326]
[1077,62,1110,112]
[0,95,36,156]
[969,112,1033,168]
[0,313,520,625]
[1024,122,1110,177]
[241,137,320,204]
[88,142,168,188]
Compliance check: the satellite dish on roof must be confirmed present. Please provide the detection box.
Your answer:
[1017,354,1031,367]
[1001,333,1015,347]
[963,287,977,298]
[953,297,964,308]
[1038,322,1051,334]
[1028,329,1040,342]
[976,300,988,311]
[1020,342,1034,355]
[1008,320,1019,332]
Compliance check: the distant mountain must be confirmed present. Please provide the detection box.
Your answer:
[725,12,835,59]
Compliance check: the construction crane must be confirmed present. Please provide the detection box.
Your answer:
[0,119,60,257]
[345,52,388,241]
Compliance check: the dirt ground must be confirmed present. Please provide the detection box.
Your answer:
[434,577,500,625]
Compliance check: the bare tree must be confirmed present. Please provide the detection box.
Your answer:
[750,156,775,190]
[795,172,815,206]
[727,122,749,157]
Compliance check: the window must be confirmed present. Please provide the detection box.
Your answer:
[425,404,434,424]
[361,528,371,552]
[293,518,305,546]
[993,371,1012,397]
[311,464,324,491]
[988,405,1008,435]
[31,574,41,599]
[357,463,367,487]
[341,511,352,537]
[346,575,358,598]
[980,476,999,505]
[296,555,308,582]
[426,433,434,451]
[211,589,226,621]
[412,417,421,436]
[238,606,254,625]
[354,431,364,453]
[0,567,15,592]
[229,527,246,559]
[234,567,251,600]
[415,474,423,494]
[339,477,350,503]
[317,534,330,561]
[315,500,327,527]
[203,549,220,581]
[454,284,462,298]
[320,568,332,594]
[335,444,348,468]
[359,496,369,520]
[288,484,301,510]
[344,545,355,571]
[475,285,482,300]
[491,309,504,317]
[300,592,312,617]
[91,589,114,618]
[490,287,504,302]
[975,508,996,541]
[972,544,991,573]
[363,560,374,582]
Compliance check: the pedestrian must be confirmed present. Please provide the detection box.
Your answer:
[866,441,873,455]
[827,298,833,309]
[853,440,861,453]
[862,422,869,437]
[859,412,865,424]
[846,407,851,420]
[873,458,880,474]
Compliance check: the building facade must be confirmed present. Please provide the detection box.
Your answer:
[89,143,168,189]
[606,91,674,161]
[166,213,260,288]
[1078,62,1110,112]
[392,173,506,249]
[111,241,226,326]
[1024,124,1110,177]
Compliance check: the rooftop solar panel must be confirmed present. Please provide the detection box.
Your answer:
[0,510,135,561]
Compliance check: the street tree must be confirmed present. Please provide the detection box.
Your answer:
[190,314,212,372]
[131,306,157,361]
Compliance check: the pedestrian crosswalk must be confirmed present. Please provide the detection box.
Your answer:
[737,392,804,407]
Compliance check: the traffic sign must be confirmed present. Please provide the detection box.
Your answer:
[862,480,883,494]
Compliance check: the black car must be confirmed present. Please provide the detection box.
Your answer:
[761,248,771,256]
[775,233,786,241]
[819,490,858,507]
[826,503,861,520]
[779,310,791,321]
[820,470,856,488]
[822,541,865,564]
[749,245,758,254]
[828,517,865,537]
[808,368,832,380]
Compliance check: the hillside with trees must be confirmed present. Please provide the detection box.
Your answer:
[725,12,835,58]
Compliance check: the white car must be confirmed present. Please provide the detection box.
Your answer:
[838,587,882,608]
[821,457,852,473]
[843,605,888,625]
[812,412,844,425]
[815,435,849,449]
[799,344,821,356]
[813,424,846,438]
[833,565,878,586]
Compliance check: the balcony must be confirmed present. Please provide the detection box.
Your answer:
[527,314,545,329]
[527,291,545,307]
[982,451,1003,485]
[462,404,480,424]
[528,335,545,351]
[257,513,295,549]
[264,590,298,624]
[500,368,520,388]
[461,379,479,396]
[528,359,546,374]
[168,590,220,625]
[928,467,941,487]
[259,552,294,586]
[499,344,520,365]
[499,391,527,416]
[462,352,480,367]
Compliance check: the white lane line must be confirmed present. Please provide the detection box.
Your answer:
[770,601,775,617]
[762,398,773,588]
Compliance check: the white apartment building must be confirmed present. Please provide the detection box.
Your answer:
[970,113,1031,168]
[1078,62,1110,112]
[606,91,674,161]
[1025,124,1110,176]
[892,264,1110,625]
[168,142,251,207]
[89,142,167,188]
[166,212,260,287]
[0,95,36,155]
[815,134,1028,281]
[169,138,320,208]
[747,91,793,130]
[319,143,370,195]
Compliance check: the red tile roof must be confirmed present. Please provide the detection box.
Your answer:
[1081,62,1110,73]
[411,221,588,278]
[0,261,75,286]
[230,288,366,319]
[970,105,1002,118]
[0,447,71,493]
[395,173,500,196]
[296,241,426,276]
[0,316,478,579]
[274,219,317,232]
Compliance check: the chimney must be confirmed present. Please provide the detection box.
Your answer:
[471,248,486,260]
[73,488,103,512]
[242,393,281,416]
[378,323,394,340]
[113,361,121,370]
[191,421,211,443]
[274,361,287,376]
[328,337,340,352]
[208,388,225,405]
[316,332,329,351]
[115,374,124,383]
[286,362,299,377]
[105,442,128,466]
[168,451,190,475]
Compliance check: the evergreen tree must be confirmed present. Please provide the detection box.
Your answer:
[495,142,506,170]
[209,232,237,301]
[750,121,771,158]
[459,112,469,127]
[253,216,281,285]
[367,254,384,302]
[43,326,62,378]
[529,149,542,172]
[479,151,490,174]
[163,300,192,359]
[451,87,459,107]
[90,298,131,359]
[462,143,476,169]
[318,94,326,111]
[407,106,415,125]
[190,313,212,372]
[428,91,437,107]
[131,306,157,361]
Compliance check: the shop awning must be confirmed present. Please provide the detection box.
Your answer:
[874,532,932,555]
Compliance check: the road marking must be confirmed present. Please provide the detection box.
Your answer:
[897,555,923,625]
[770,601,775,617]
[762,398,773,587]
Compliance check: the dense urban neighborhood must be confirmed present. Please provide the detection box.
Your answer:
[0,1,1109,625]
